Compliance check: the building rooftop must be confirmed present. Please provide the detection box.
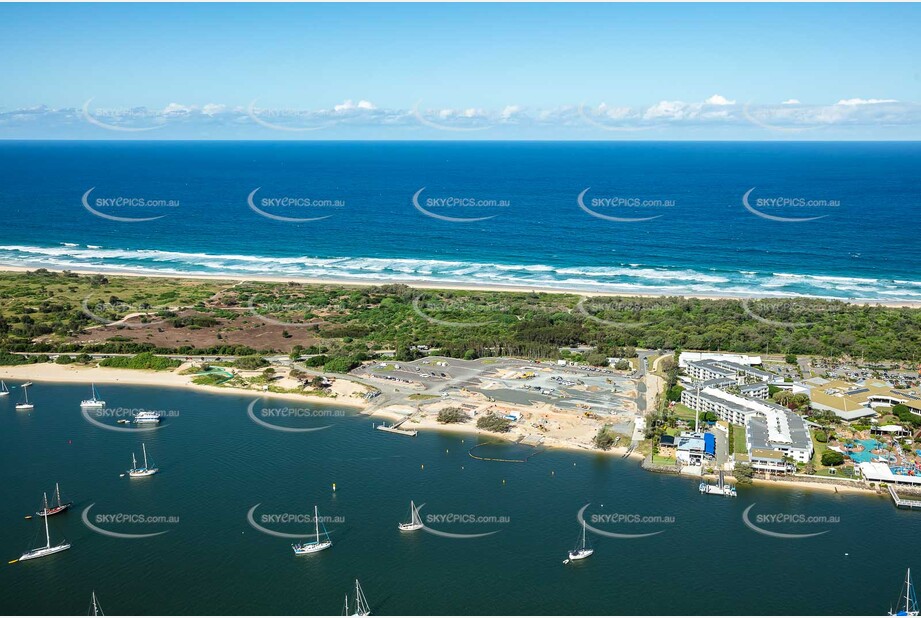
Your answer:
[746,406,812,453]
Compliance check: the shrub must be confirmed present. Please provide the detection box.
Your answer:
[476,412,511,433]
[233,355,269,370]
[821,450,845,466]
[99,352,181,371]
[437,407,470,424]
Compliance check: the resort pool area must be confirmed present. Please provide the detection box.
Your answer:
[847,439,886,463]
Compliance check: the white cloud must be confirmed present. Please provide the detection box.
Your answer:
[333,99,376,112]
[202,103,225,116]
[643,100,691,120]
[501,105,522,120]
[836,98,898,106]
[781,99,801,105]
[704,94,735,106]
[162,102,192,115]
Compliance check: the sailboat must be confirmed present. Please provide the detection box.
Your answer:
[80,384,105,409]
[0,380,9,397]
[342,579,371,616]
[890,568,920,616]
[19,492,71,561]
[127,443,158,477]
[398,500,423,531]
[36,483,73,516]
[292,505,332,555]
[15,382,34,411]
[564,519,594,564]
[89,591,104,616]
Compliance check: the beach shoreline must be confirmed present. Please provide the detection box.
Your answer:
[1,264,918,308]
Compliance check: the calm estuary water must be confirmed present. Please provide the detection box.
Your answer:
[1,380,917,615]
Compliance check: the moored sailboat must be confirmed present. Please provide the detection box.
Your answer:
[890,568,920,616]
[80,384,105,409]
[292,505,332,555]
[398,500,423,531]
[89,591,104,616]
[127,443,158,477]
[19,492,71,561]
[0,380,9,397]
[564,519,593,564]
[342,579,371,616]
[15,382,34,411]
[36,483,72,516]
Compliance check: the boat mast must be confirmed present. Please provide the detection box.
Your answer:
[142,444,148,469]
[581,519,587,550]
[907,568,913,614]
[132,452,137,470]
[42,493,51,549]
[55,483,61,507]
[315,505,320,544]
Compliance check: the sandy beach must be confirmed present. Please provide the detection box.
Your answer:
[0,363,370,409]
[2,265,918,308]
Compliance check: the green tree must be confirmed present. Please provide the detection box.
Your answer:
[476,412,511,433]
[821,450,845,466]
[437,407,470,424]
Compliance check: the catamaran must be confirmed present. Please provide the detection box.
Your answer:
[19,492,71,561]
[0,380,9,397]
[80,384,105,408]
[398,500,423,531]
[89,591,104,616]
[15,382,34,411]
[292,505,332,555]
[564,519,594,564]
[127,443,158,477]
[36,483,72,516]
[133,411,161,424]
[890,568,920,616]
[343,579,371,616]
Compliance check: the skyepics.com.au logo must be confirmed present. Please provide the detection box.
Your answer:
[246,505,343,539]
[576,503,673,539]
[81,504,178,539]
[576,297,678,329]
[82,407,177,433]
[577,188,674,222]
[411,295,508,328]
[245,298,344,328]
[81,188,179,222]
[417,504,508,539]
[742,188,839,222]
[740,298,844,328]
[246,399,344,433]
[80,295,170,328]
[412,188,509,222]
[742,503,839,539]
[247,188,345,223]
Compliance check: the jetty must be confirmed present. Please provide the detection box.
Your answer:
[375,417,418,437]
[889,485,921,510]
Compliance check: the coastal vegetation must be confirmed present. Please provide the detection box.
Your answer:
[436,407,470,424]
[98,352,182,371]
[476,412,511,433]
[1,271,920,365]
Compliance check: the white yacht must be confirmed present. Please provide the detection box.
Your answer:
[80,384,105,408]
[397,500,423,532]
[292,505,332,555]
[0,380,9,397]
[564,520,593,564]
[127,443,158,477]
[15,382,34,411]
[343,579,371,616]
[19,492,71,561]
[133,411,161,425]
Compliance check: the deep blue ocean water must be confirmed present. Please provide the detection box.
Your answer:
[0,141,918,300]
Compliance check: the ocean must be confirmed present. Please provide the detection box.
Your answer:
[0,141,919,300]
[1,380,917,615]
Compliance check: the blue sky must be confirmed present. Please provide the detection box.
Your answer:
[1,3,919,139]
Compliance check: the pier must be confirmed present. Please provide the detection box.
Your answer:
[375,417,418,437]
[889,485,921,509]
